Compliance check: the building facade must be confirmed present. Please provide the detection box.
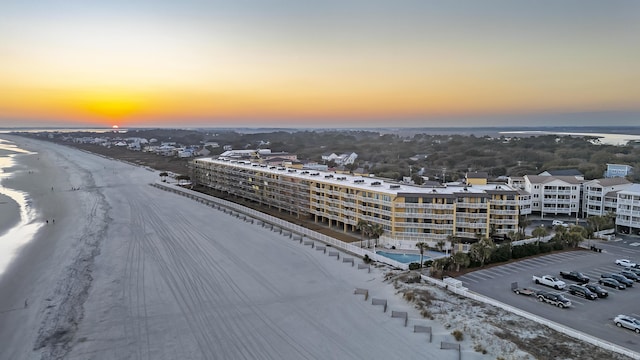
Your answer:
[605,164,633,178]
[616,184,640,235]
[523,175,582,218]
[582,178,632,217]
[191,157,522,250]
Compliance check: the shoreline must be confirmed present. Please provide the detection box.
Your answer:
[0,135,91,359]
[0,139,44,277]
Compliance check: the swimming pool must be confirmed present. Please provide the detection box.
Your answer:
[376,251,430,264]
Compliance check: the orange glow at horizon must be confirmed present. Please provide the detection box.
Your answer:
[1,2,638,127]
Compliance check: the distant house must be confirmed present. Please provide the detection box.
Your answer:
[321,153,338,162]
[465,171,488,186]
[260,151,297,162]
[605,164,633,178]
[352,167,369,176]
[337,152,358,165]
[321,152,358,165]
[538,169,584,180]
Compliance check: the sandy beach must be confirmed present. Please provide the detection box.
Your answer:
[0,135,494,360]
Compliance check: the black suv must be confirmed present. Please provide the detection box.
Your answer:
[583,283,609,298]
[568,284,597,300]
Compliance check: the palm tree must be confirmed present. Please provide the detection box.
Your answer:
[356,219,370,248]
[368,223,384,248]
[518,213,531,237]
[451,252,470,272]
[446,235,459,255]
[430,258,449,279]
[436,240,446,253]
[566,225,587,248]
[469,237,495,267]
[532,226,548,243]
[416,242,429,268]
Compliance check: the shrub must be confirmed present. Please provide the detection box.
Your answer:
[408,262,421,270]
[423,259,433,268]
[363,254,372,264]
[473,344,487,354]
[451,329,464,341]
[538,242,553,253]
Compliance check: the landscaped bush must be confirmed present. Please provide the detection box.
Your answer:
[551,240,565,250]
[451,329,464,341]
[423,259,433,268]
[538,242,553,253]
[363,254,372,264]
[408,262,421,270]
[489,245,511,263]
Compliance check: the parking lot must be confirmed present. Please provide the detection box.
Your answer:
[457,238,640,354]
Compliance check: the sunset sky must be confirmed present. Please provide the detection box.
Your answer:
[1,0,639,128]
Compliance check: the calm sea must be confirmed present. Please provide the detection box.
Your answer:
[500,131,640,146]
[0,138,42,277]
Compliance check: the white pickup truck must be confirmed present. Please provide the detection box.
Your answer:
[532,274,567,290]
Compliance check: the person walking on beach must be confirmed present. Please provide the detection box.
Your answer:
[24,299,28,308]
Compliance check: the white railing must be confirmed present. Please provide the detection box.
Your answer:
[420,274,640,359]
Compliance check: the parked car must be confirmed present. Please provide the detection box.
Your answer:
[620,270,640,282]
[552,220,569,227]
[583,283,609,298]
[599,277,626,290]
[532,274,566,290]
[535,290,572,308]
[567,284,597,300]
[559,271,590,284]
[624,267,640,276]
[616,259,637,267]
[614,315,640,333]
[602,273,634,287]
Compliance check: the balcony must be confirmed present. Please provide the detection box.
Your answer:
[455,202,487,209]
[491,209,518,216]
[455,221,487,229]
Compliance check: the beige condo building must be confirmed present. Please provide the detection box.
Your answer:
[191,157,521,250]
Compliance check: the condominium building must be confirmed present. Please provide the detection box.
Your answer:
[582,178,632,217]
[616,184,640,235]
[523,175,582,218]
[191,157,521,249]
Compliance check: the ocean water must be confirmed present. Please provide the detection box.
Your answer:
[500,131,640,146]
[0,138,42,277]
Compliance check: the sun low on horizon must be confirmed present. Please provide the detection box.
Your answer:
[0,0,639,128]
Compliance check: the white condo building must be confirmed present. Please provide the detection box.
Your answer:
[582,178,632,217]
[522,175,582,218]
[616,184,640,235]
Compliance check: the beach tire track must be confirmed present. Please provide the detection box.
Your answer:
[145,202,323,359]
[34,190,110,360]
[136,199,309,359]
